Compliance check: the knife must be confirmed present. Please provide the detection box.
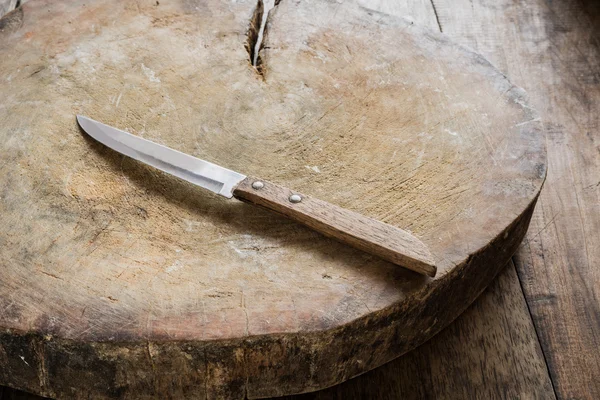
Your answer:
[76,116,436,277]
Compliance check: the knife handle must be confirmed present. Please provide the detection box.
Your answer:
[233,177,436,277]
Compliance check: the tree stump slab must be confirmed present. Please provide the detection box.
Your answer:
[0,0,546,398]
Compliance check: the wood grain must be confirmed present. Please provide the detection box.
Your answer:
[414,0,600,398]
[234,177,436,276]
[0,0,545,397]
[0,264,555,400]
[282,262,555,400]
[3,0,598,398]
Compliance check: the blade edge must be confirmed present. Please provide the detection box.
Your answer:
[76,116,246,198]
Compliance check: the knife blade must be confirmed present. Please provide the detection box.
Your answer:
[77,116,246,198]
[77,115,437,277]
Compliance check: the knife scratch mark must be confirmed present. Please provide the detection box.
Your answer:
[19,356,30,367]
[241,292,249,336]
[141,63,161,83]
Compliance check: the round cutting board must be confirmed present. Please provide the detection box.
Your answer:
[0,0,545,398]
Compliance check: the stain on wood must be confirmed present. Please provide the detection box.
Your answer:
[0,0,545,398]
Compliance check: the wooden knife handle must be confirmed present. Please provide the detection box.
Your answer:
[233,177,437,277]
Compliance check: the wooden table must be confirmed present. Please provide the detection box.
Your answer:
[0,0,598,399]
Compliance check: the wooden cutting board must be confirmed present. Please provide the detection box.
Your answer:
[0,0,546,398]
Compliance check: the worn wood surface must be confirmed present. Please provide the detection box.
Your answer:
[420,0,600,398]
[510,3,600,399]
[0,0,546,398]
[1,0,597,398]
[233,177,436,276]
[0,263,556,400]
[283,262,555,400]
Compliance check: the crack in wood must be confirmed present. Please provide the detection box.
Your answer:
[245,0,264,73]
[512,256,560,399]
[246,0,277,76]
[429,0,443,32]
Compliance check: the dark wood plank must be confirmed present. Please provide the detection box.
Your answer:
[513,2,600,397]
[426,0,600,398]
[282,262,555,400]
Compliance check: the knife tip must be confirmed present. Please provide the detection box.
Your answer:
[76,115,95,132]
[76,115,96,138]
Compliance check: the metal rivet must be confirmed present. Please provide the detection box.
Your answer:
[289,194,302,203]
[251,181,264,190]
